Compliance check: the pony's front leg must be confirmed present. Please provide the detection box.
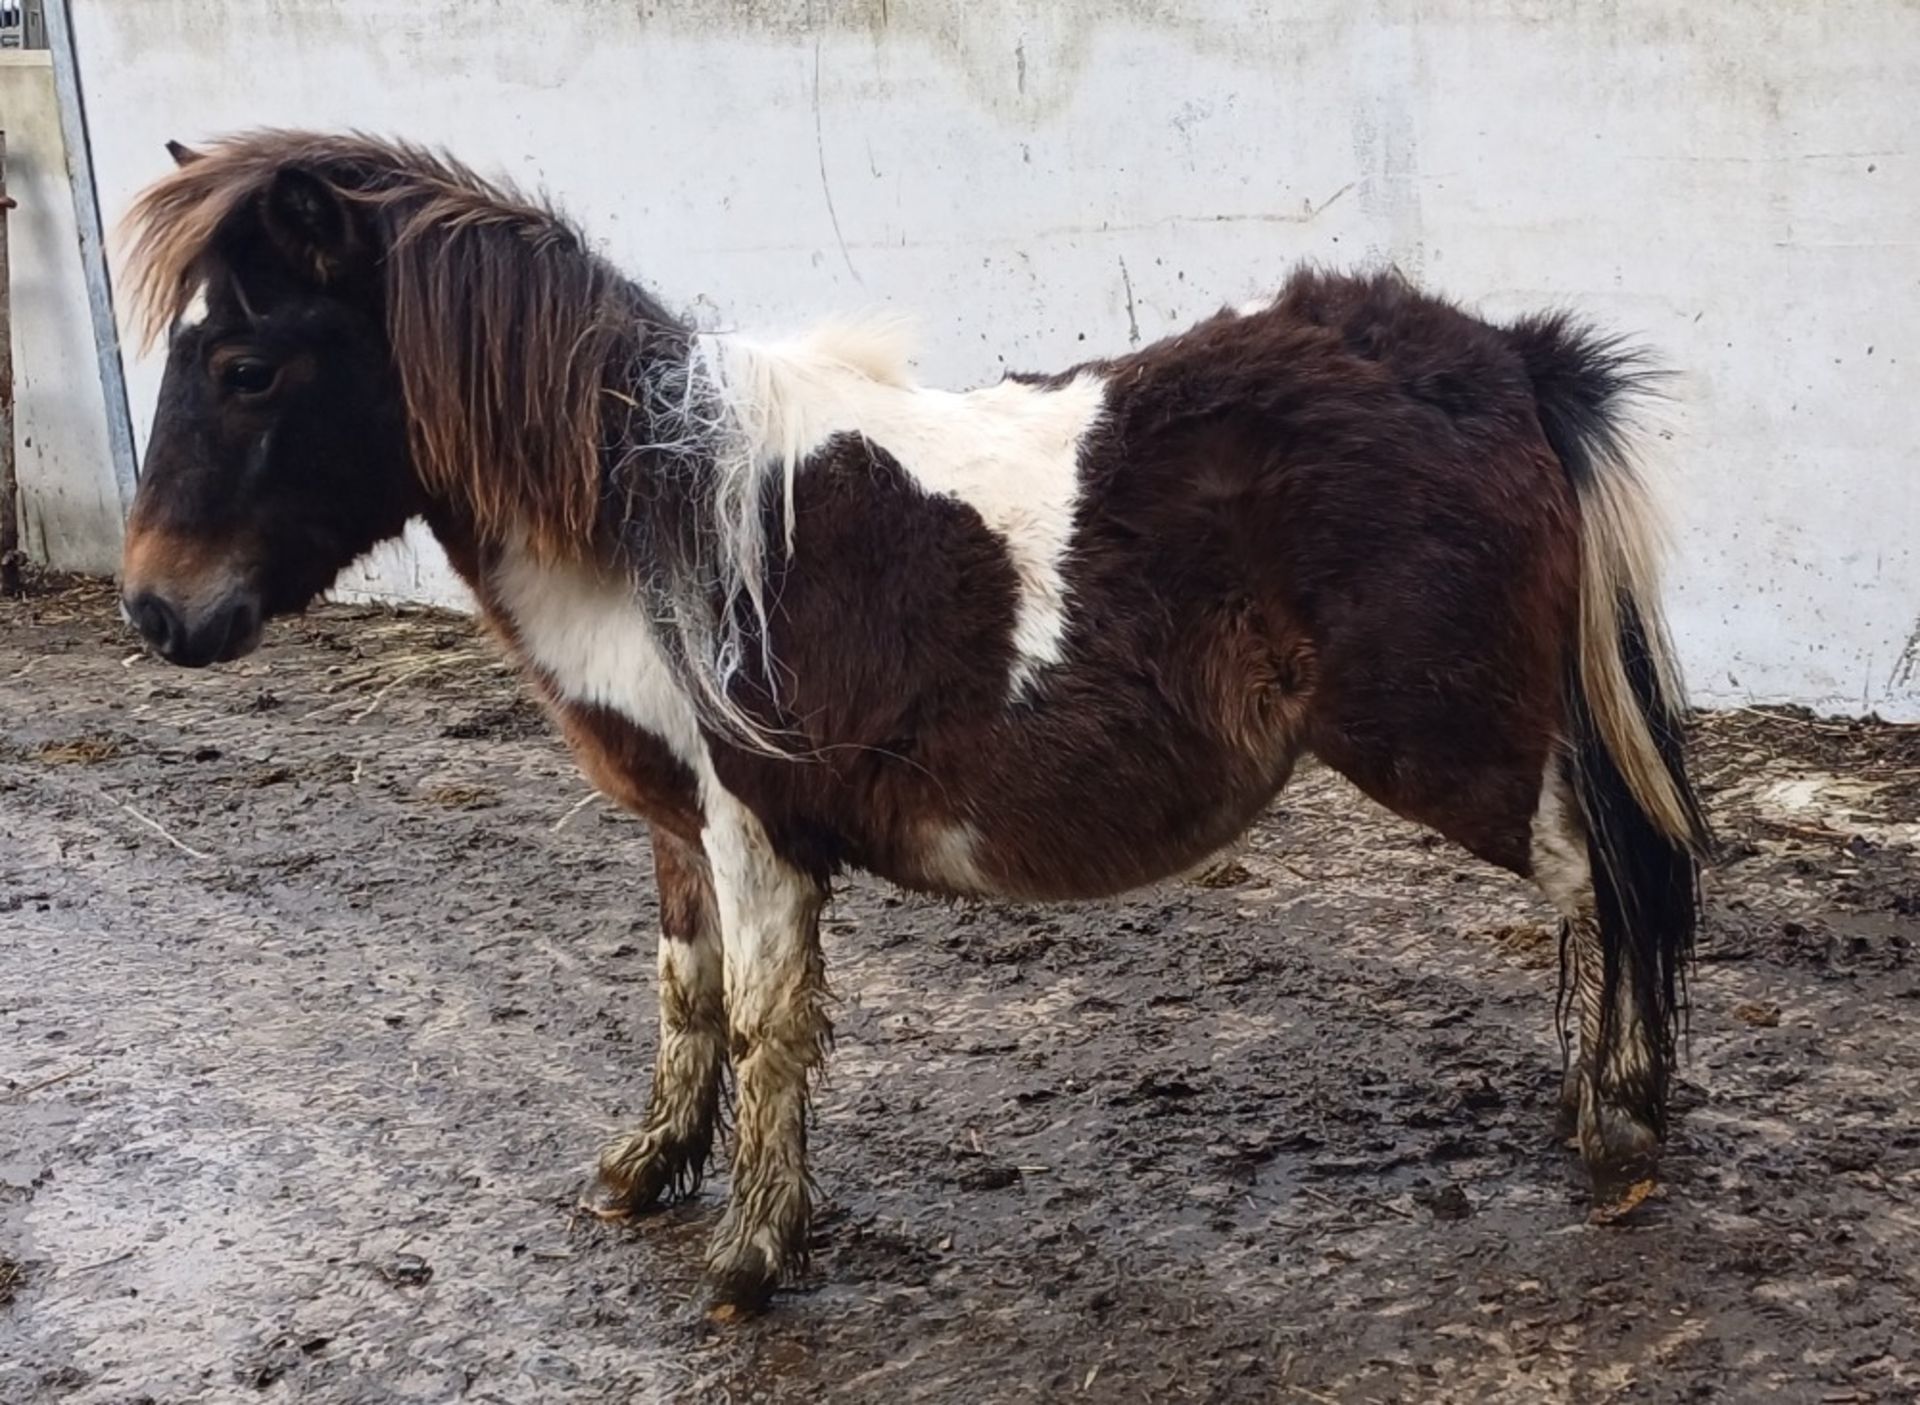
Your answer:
[701,801,830,1313]
[597,829,728,1212]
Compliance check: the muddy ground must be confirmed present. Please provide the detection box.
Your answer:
[2,576,1917,1404]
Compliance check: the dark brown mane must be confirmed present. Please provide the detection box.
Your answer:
[120,130,675,561]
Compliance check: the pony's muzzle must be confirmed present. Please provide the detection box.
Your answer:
[124,588,263,668]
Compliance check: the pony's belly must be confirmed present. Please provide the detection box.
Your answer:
[884,773,1285,904]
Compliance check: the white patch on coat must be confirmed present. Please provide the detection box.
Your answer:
[491,545,711,784]
[177,280,211,332]
[704,318,1107,698]
[1530,759,1592,919]
[917,820,995,896]
[701,788,824,1026]
[1233,296,1275,318]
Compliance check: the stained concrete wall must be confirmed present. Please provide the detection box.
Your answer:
[44,0,1920,716]
[1,49,122,576]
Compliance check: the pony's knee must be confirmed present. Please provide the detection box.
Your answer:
[656,929,727,1092]
[653,830,725,1031]
[704,813,829,1094]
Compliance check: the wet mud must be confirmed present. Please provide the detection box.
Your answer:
[3,578,1917,1403]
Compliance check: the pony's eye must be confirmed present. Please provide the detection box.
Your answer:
[220,358,279,397]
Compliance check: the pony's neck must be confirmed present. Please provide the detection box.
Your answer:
[411,279,698,551]
[384,199,695,567]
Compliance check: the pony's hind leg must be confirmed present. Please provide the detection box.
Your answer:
[1530,763,1661,1186]
[1304,680,1663,1192]
[596,829,729,1213]
[700,798,831,1313]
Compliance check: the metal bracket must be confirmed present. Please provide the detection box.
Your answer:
[42,0,138,509]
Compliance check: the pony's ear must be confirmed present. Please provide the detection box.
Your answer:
[165,139,203,167]
[260,166,363,285]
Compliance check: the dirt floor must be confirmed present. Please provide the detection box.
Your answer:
[2,575,1917,1405]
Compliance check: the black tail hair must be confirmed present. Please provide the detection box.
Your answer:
[1561,613,1706,1134]
[1515,311,1711,1134]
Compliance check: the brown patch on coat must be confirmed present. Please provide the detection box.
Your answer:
[121,523,257,604]
[652,828,715,945]
[547,697,703,847]
[1186,598,1317,759]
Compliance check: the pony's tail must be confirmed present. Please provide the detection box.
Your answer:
[1511,313,1712,1131]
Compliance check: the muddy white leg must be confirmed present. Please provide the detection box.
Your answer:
[597,829,728,1212]
[1532,765,1661,1188]
[1559,915,1661,1181]
[701,798,829,1312]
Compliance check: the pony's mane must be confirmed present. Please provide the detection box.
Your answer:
[119,130,664,563]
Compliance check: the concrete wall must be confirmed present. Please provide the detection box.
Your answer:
[2,49,123,575]
[51,0,1920,718]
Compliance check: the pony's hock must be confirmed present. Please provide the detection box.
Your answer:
[116,131,1709,1312]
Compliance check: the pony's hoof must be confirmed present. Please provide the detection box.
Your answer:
[595,1128,707,1216]
[1588,1172,1660,1225]
[705,1242,779,1320]
[1580,1101,1661,1203]
[577,1191,635,1224]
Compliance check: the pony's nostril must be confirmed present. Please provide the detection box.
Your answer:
[127,592,186,660]
[216,594,263,660]
[125,590,263,666]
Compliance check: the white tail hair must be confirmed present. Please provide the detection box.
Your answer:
[1572,444,1702,846]
[1508,309,1707,854]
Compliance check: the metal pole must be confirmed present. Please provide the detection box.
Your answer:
[41,0,137,510]
[0,129,21,596]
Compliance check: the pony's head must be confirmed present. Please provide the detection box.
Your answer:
[118,132,638,665]
[119,138,414,665]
